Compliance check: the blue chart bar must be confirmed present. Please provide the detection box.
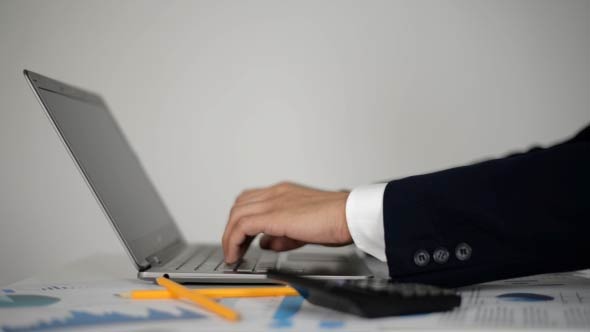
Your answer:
[41,286,70,291]
[1,307,204,332]
[271,296,345,330]
[272,296,304,328]
[319,320,345,329]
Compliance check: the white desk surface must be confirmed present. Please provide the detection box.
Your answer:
[1,252,589,332]
[9,252,145,286]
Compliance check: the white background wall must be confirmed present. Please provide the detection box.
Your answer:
[0,0,588,285]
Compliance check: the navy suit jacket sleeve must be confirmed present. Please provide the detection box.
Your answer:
[383,125,590,288]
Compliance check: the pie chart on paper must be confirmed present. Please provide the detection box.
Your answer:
[0,294,60,307]
[497,292,554,302]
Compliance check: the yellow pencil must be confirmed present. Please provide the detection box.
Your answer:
[120,286,299,300]
[156,277,240,322]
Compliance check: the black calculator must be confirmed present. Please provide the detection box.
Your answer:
[267,270,461,318]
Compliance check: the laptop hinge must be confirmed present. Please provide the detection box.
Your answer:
[138,262,152,272]
[142,239,186,271]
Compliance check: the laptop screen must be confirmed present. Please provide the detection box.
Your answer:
[28,71,183,268]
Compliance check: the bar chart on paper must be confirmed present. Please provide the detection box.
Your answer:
[0,281,210,332]
[0,280,350,332]
[217,295,347,330]
[1,272,589,331]
[0,306,205,332]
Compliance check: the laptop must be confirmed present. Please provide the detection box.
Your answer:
[24,70,376,283]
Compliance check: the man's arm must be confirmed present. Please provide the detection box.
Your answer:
[383,126,590,287]
[222,125,590,288]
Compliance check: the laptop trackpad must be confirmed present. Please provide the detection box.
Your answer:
[280,247,370,276]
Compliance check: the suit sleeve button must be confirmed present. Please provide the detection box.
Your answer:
[433,247,450,264]
[455,242,472,261]
[413,250,430,267]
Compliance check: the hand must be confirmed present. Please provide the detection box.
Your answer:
[222,182,352,264]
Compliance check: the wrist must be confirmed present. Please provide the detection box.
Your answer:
[345,183,388,261]
[336,191,353,244]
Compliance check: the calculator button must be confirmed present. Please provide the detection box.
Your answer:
[414,286,428,296]
[399,290,413,297]
[356,279,370,288]
[426,287,441,296]
[396,285,416,297]
[442,289,457,296]
[368,283,389,291]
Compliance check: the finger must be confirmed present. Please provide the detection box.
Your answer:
[235,235,255,263]
[225,214,279,263]
[225,216,266,263]
[222,201,272,254]
[259,235,305,252]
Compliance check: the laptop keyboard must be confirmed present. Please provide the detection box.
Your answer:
[214,249,278,273]
[174,246,278,274]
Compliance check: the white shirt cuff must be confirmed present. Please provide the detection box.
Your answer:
[345,183,387,262]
